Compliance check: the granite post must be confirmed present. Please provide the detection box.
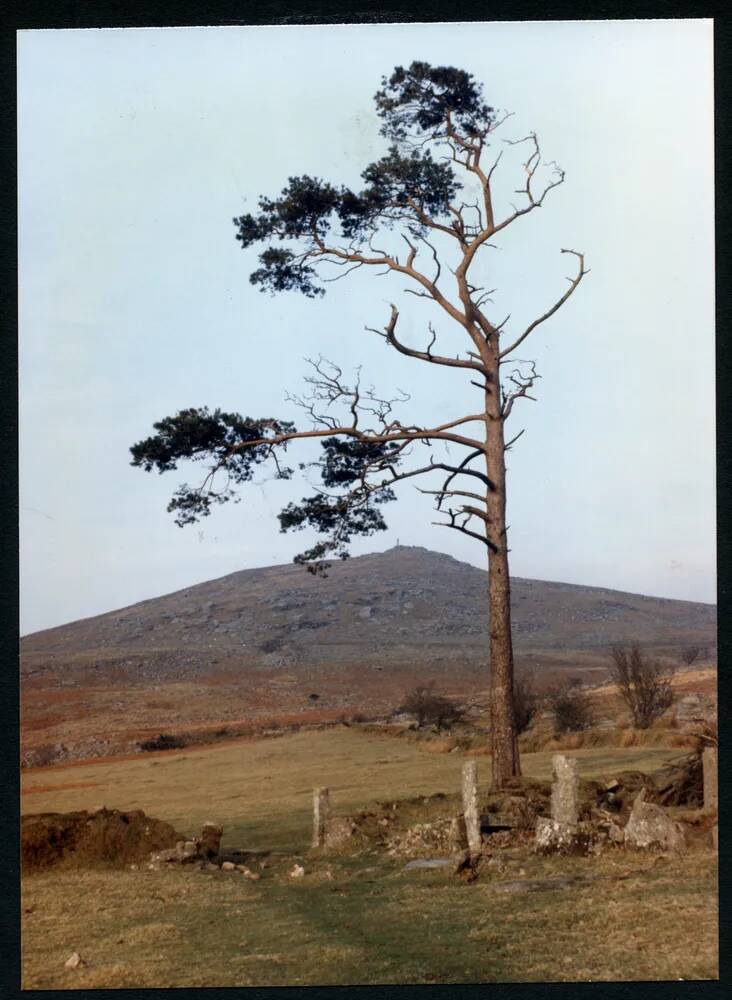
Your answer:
[462,761,482,858]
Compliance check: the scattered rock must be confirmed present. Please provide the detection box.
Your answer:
[149,823,225,867]
[289,864,305,878]
[386,817,462,858]
[235,865,261,880]
[64,952,85,970]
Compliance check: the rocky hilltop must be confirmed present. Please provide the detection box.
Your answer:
[21,546,716,686]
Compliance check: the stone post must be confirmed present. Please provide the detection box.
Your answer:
[535,754,582,853]
[550,754,580,826]
[312,787,330,849]
[703,747,718,811]
[462,760,482,858]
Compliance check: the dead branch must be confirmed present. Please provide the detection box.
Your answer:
[499,250,588,358]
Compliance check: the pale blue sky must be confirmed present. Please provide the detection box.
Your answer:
[19,20,715,634]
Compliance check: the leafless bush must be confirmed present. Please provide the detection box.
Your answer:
[609,644,675,729]
[688,715,718,752]
[513,674,539,734]
[679,646,702,666]
[545,679,594,733]
[399,683,464,732]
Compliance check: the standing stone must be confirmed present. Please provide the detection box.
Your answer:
[312,787,330,849]
[462,761,482,858]
[551,755,580,826]
[534,755,583,854]
[703,747,718,811]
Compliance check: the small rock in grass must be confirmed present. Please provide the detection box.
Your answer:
[403,858,452,871]
[289,864,305,878]
[236,866,261,881]
[221,861,236,872]
[64,952,85,970]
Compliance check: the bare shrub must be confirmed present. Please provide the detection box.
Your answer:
[513,674,539,734]
[680,646,702,667]
[609,644,675,729]
[399,683,464,732]
[688,715,718,753]
[138,732,187,752]
[545,679,594,733]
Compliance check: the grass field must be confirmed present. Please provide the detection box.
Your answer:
[21,726,684,851]
[21,727,718,987]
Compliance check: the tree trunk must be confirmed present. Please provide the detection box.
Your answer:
[485,379,521,788]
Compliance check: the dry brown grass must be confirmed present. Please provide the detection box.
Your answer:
[19,727,717,986]
[418,738,456,754]
[21,846,717,987]
[21,727,682,853]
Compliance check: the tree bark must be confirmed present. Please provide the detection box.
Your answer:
[485,371,521,788]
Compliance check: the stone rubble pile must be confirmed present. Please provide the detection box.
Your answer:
[148,821,223,869]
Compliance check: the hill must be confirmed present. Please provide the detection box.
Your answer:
[22,545,716,686]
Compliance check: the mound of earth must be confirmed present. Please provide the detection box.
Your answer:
[21,807,182,872]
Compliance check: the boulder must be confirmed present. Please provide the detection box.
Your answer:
[198,822,223,860]
[324,816,357,849]
[624,789,686,852]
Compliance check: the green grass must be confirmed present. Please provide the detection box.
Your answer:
[21,726,680,851]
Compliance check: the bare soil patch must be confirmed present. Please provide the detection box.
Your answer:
[22,808,182,872]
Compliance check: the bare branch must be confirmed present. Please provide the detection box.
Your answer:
[499,250,588,358]
[501,359,542,419]
[369,305,487,374]
[432,508,497,551]
[504,428,526,450]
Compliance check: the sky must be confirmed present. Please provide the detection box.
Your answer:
[18,19,716,635]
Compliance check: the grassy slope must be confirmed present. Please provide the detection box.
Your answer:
[21,728,718,987]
